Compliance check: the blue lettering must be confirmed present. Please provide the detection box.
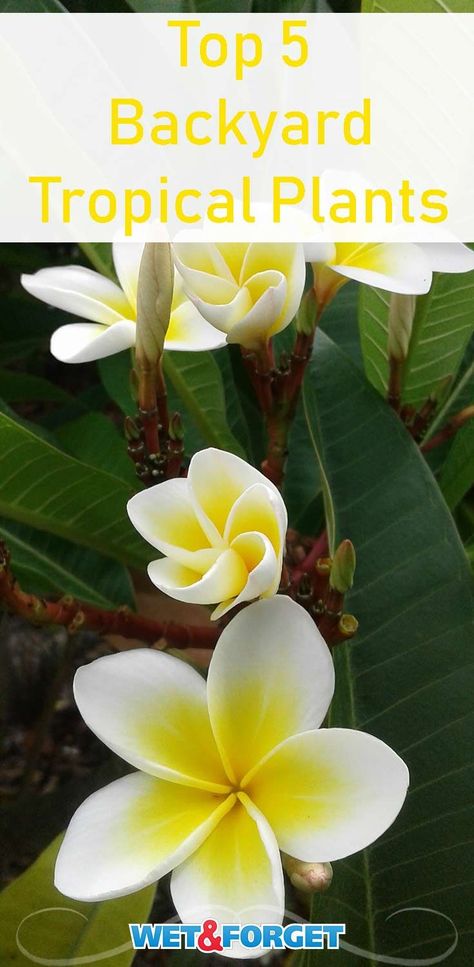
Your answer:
[240,926,262,948]
[222,925,240,947]
[262,925,283,948]
[304,925,323,948]
[129,924,163,949]
[283,924,304,949]
[181,925,201,947]
[324,924,346,949]
[162,924,181,948]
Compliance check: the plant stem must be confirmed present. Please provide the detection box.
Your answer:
[420,405,474,453]
[156,356,169,436]
[387,356,403,412]
[0,543,218,649]
[136,353,160,457]
[422,361,474,443]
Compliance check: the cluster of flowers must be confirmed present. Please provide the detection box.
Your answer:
[22,238,474,957]
[22,239,474,359]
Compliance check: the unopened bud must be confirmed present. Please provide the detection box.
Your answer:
[124,416,141,442]
[338,613,359,639]
[169,411,184,442]
[330,539,356,594]
[295,288,317,336]
[387,294,416,363]
[282,855,333,894]
[136,243,174,365]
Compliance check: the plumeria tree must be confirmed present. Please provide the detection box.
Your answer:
[0,230,473,967]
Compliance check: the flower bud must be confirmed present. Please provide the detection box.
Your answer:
[387,293,416,363]
[330,539,356,594]
[282,854,333,894]
[295,287,317,335]
[136,243,174,365]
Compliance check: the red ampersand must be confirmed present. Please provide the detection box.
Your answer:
[197,919,224,952]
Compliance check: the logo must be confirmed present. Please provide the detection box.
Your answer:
[129,919,346,952]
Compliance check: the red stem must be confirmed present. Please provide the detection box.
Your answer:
[291,530,328,587]
[0,543,218,649]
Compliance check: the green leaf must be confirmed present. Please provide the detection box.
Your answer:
[362,0,473,10]
[79,242,116,280]
[216,350,252,458]
[0,0,66,9]
[0,517,135,608]
[98,350,136,417]
[163,350,246,457]
[0,369,72,405]
[359,273,474,408]
[300,331,473,966]
[440,420,474,510]
[0,834,155,967]
[55,411,137,486]
[299,352,337,555]
[0,409,149,569]
[284,396,322,531]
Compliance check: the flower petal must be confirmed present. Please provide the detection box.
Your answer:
[21,265,133,324]
[188,447,283,545]
[127,478,219,572]
[303,242,335,263]
[330,243,432,295]
[211,533,280,621]
[240,243,306,336]
[112,241,144,312]
[224,482,286,553]
[247,728,409,862]
[50,320,136,363]
[74,649,230,792]
[165,297,227,351]
[186,286,253,336]
[207,597,334,785]
[147,548,248,608]
[55,771,235,901]
[228,272,287,348]
[418,242,474,273]
[171,795,284,958]
[173,242,238,303]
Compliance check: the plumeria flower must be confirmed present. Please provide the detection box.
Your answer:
[55,597,409,959]
[127,447,287,620]
[20,242,226,363]
[173,240,306,350]
[304,241,474,314]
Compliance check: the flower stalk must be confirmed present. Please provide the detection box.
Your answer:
[247,292,319,487]
[0,542,218,649]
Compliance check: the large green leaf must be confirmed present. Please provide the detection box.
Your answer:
[0,834,155,967]
[0,0,66,9]
[126,0,329,10]
[0,410,149,569]
[163,350,246,457]
[0,517,134,608]
[55,411,137,486]
[359,273,474,408]
[300,331,473,966]
[362,0,473,10]
[440,420,474,511]
[79,242,116,280]
[0,370,72,406]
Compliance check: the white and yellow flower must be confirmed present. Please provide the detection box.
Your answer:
[55,596,409,958]
[21,242,226,363]
[127,447,287,620]
[304,241,474,313]
[173,241,306,350]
